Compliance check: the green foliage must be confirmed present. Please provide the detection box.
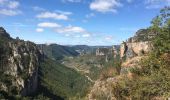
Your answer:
[40,44,79,60]
[39,58,91,99]
[153,26,170,55]
[34,94,50,100]
[0,37,12,67]
[112,56,170,99]
[151,16,162,29]
[113,6,170,99]
[151,7,170,55]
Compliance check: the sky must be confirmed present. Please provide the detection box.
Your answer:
[0,0,169,46]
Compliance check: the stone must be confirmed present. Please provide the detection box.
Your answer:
[0,27,42,96]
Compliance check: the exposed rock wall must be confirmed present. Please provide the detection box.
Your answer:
[119,29,154,76]
[88,29,155,100]
[120,42,127,59]
[120,29,154,60]
[21,68,38,96]
[0,27,42,96]
[120,41,151,59]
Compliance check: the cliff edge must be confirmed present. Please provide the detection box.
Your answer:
[0,27,42,96]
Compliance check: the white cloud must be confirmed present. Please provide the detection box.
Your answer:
[90,0,122,13]
[145,0,170,9]
[0,0,19,9]
[36,28,44,32]
[38,22,61,28]
[55,10,72,15]
[36,12,69,20]
[65,34,70,37]
[105,36,113,41]
[0,0,8,6]
[0,0,21,16]
[55,25,85,33]
[82,34,90,38]
[55,25,91,38]
[8,1,19,9]
[75,35,81,38]
[0,9,21,16]
[33,6,45,11]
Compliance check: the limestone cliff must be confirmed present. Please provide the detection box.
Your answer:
[120,41,151,59]
[119,29,154,76]
[120,29,153,60]
[0,27,42,96]
[88,29,154,100]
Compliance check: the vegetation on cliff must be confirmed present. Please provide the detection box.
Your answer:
[39,44,79,61]
[0,27,42,99]
[113,6,170,99]
[0,5,169,100]
[39,58,91,99]
[0,28,92,100]
[88,6,170,100]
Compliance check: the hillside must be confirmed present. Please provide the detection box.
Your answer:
[88,7,170,100]
[39,58,91,99]
[0,27,91,100]
[0,5,169,100]
[70,45,115,55]
[39,44,79,60]
[0,27,42,99]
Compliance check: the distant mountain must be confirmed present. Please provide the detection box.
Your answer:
[39,44,117,60]
[70,45,118,55]
[38,44,79,60]
[71,45,113,50]
[70,45,91,51]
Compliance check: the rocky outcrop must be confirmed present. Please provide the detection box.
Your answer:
[120,29,153,60]
[127,29,156,42]
[120,42,127,59]
[0,27,11,38]
[88,29,158,100]
[112,45,119,58]
[119,29,154,78]
[88,76,122,100]
[0,27,42,96]
[120,41,151,59]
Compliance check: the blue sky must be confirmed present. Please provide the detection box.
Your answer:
[0,0,169,46]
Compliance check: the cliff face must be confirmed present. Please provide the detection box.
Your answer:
[120,41,151,59]
[0,27,42,96]
[119,29,153,75]
[88,29,154,99]
[120,29,153,60]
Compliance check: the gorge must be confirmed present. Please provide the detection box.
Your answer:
[0,5,170,100]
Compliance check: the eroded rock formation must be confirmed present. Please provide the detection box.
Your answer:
[120,29,153,60]
[0,27,42,96]
[120,41,151,59]
[88,29,154,99]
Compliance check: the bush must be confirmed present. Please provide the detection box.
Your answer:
[109,7,170,99]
